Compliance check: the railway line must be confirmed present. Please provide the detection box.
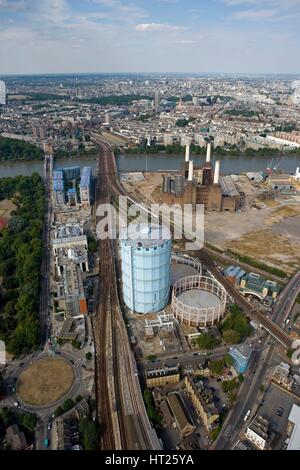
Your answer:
[92,133,161,450]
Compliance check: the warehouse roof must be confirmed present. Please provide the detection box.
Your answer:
[220,175,239,197]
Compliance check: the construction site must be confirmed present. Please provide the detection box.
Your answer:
[121,145,300,275]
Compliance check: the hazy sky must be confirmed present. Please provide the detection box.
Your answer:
[0,0,300,75]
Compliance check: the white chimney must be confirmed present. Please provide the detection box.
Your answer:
[188,160,194,182]
[206,142,211,163]
[185,144,190,162]
[214,160,220,184]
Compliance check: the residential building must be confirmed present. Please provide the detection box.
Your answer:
[287,404,300,450]
[167,393,195,438]
[146,366,180,388]
[5,424,29,450]
[80,166,92,206]
[53,170,65,206]
[246,415,269,450]
[272,362,294,391]
[184,376,219,432]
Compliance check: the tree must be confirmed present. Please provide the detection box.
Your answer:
[85,352,92,361]
[54,406,64,417]
[223,329,241,345]
[20,413,38,432]
[79,417,99,450]
[88,237,97,253]
[224,354,234,367]
[0,408,13,427]
[71,340,81,350]
[195,333,219,350]
[62,399,75,413]
[210,360,224,376]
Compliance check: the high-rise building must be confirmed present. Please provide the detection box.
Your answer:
[53,170,65,206]
[154,90,160,112]
[80,167,92,206]
[0,80,6,105]
[120,223,171,314]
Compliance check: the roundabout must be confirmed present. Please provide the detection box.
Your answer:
[17,357,75,407]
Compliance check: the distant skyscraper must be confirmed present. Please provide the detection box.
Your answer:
[292,80,300,106]
[154,90,160,112]
[0,80,6,105]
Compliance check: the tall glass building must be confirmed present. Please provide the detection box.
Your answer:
[229,343,252,374]
[0,80,6,105]
[120,223,171,314]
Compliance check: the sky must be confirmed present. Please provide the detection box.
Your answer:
[0,0,300,75]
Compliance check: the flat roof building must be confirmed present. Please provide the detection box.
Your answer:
[146,366,180,388]
[246,415,269,450]
[80,166,92,206]
[229,343,252,374]
[287,404,300,450]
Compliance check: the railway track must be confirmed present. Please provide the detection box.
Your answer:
[92,133,161,450]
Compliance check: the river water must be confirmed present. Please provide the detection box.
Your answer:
[116,153,300,174]
[0,153,300,178]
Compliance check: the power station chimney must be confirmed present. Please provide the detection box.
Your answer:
[206,142,211,163]
[188,160,194,182]
[185,144,190,162]
[214,160,220,184]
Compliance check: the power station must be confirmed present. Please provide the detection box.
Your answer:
[120,223,171,314]
[162,142,242,212]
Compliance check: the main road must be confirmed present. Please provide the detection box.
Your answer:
[39,153,52,345]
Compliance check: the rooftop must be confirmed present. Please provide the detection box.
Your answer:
[80,166,92,188]
[287,404,300,450]
[146,366,179,379]
[120,223,171,248]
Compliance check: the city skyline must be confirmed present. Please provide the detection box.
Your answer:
[1,0,300,75]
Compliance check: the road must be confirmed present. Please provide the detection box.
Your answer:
[213,268,300,449]
[39,153,52,345]
[272,270,300,327]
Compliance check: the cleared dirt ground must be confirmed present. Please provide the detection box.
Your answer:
[18,358,74,406]
[0,199,16,218]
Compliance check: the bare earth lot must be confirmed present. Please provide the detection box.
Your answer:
[0,199,16,219]
[124,174,300,275]
[18,358,74,406]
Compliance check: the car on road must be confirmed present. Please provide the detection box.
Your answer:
[47,421,52,430]
[244,410,251,422]
[14,402,20,408]
[276,407,284,417]
[44,438,49,448]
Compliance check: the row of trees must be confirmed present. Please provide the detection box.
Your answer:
[143,389,162,427]
[0,174,45,356]
[0,137,42,162]
[123,142,300,157]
